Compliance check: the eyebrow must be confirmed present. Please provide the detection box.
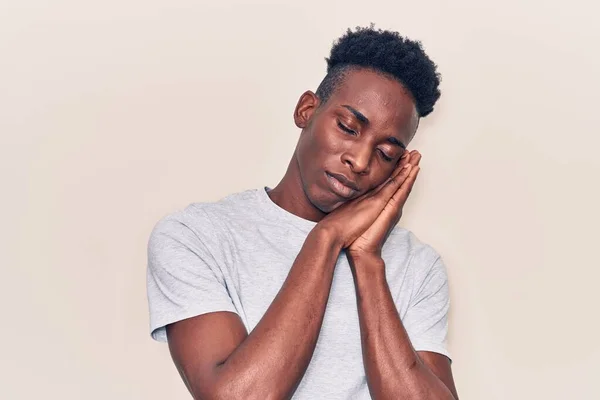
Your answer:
[341,105,369,124]
[341,104,406,149]
[388,137,406,150]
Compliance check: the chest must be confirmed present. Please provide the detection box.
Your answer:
[233,242,367,381]
[222,223,413,334]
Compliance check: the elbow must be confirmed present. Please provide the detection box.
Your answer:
[401,363,456,400]
[184,360,292,400]
[194,378,284,400]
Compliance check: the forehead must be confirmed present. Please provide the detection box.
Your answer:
[328,69,418,138]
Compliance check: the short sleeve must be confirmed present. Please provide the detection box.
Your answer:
[403,253,451,360]
[146,212,237,342]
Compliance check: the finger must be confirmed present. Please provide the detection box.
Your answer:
[362,160,410,200]
[354,151,418,203]
[389,154,416,181]
[387,165,420,213]
[374,164,413,201]
[399,149,411,167]
[351,164,416,227]
[370,166,421,235]
[409,151,422,167]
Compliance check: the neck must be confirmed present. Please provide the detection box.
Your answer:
[268,155,326,223]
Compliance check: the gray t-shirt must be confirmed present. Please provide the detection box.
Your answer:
[147,187,450,399]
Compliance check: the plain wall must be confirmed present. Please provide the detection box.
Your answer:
[2,1,599,399]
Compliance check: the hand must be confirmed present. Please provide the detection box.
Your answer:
[346,150,421,259]
[317,151,419,249]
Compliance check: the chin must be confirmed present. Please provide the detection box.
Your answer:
[306,187,347,214]
[314,202,337,214]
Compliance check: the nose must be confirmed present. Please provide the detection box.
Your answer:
[341,143,371,175]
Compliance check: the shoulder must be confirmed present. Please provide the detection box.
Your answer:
[385,226,447,279]
[150,188,260,241]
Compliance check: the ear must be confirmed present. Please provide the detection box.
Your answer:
[293,91,320,129]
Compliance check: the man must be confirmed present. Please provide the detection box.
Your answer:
[147,26,458,399]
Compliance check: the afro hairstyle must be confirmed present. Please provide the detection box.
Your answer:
[315,25,441,117]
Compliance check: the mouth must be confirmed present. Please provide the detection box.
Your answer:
[325,171,359,199]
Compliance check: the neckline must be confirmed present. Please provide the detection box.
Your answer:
[256,186,317,233]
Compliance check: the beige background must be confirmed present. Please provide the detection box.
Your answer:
[2,0,599,399]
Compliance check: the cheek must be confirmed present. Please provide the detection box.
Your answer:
[368,167,396,190]
[312,124,339,153]
[296,133,328,190]
[299,126,340,166]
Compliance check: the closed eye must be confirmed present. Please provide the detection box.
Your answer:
[378,149,394,162]
[337,120,357,136]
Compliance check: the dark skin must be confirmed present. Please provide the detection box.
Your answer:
[166,69,458,399]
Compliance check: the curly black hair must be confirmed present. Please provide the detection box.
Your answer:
[316,25,441,117]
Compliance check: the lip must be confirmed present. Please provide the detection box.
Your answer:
[325,171,359,199]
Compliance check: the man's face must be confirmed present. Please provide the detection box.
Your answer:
[294,68,419,213]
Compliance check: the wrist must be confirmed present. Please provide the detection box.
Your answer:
[347,250,384,267]
[311,223,344,252]
[347,252,386,279]
[352,259,388,298]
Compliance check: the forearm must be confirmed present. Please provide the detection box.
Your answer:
[350,254,455,400]
[212,226,342,400]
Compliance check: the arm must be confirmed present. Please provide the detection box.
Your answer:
[346,150,458,399]
[349,253,458,400]
[167,226,342,400]
[156,160,415,399]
